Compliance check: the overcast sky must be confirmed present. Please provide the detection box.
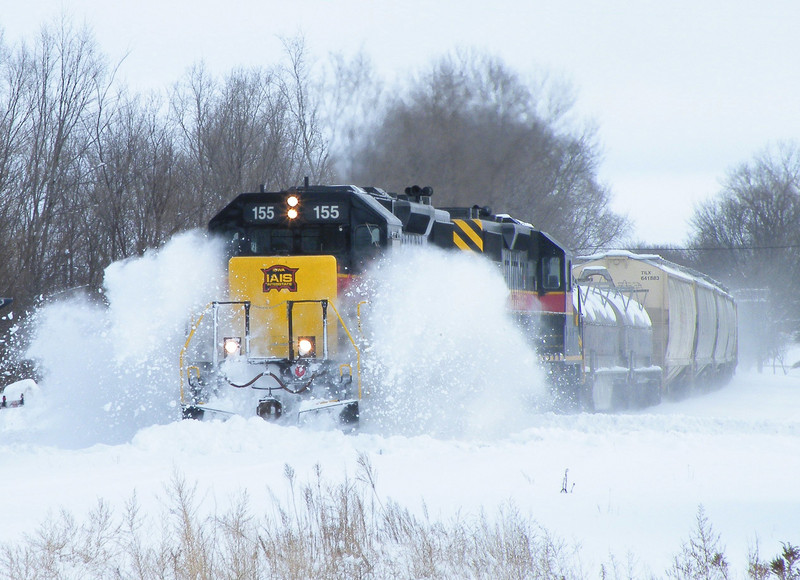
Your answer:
[3,1,799,246]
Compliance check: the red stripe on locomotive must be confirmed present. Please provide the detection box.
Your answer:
[509,291,570,314]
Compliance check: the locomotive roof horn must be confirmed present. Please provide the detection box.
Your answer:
[404,185,434,204]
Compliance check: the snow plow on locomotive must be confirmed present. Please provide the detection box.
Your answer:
[179,182,735,424]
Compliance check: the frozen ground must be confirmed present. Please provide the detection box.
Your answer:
[0,235,798,577]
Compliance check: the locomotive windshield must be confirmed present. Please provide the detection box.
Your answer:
[244,225,349,256]
[222,224,352,269]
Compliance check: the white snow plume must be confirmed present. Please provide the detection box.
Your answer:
[356,246,549,439]
[21,231,226,448]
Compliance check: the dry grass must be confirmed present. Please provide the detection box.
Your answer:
[0,454,579,580]
[0,458,794,579]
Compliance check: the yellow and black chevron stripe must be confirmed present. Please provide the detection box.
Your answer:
[452,219,484,252]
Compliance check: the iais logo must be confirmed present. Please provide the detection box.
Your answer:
[261,264,299,292]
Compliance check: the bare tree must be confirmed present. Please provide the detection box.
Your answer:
[690,142,800,290]
[689,142,800,366]
[171,63,220,216]
[316,49,386,178]
[342,51,629,249]
[83,90,193,274]
[0,18,108,306]
[0,33,30,297]
[278,36,334,185]
[0,19,114,382]
[172,38,333,217]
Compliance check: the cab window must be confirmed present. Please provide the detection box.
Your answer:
[541,256,562,290]
[268,230,293,255]
[351,224,381,272]
[354,224,381,249]
[301,226,348,255]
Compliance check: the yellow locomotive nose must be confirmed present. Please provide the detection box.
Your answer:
[227,255,338,359]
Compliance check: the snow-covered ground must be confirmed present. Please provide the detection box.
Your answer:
[1,235,798,577]
[2,367,798,576]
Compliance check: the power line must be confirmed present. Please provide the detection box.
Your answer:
[577,244,800,254]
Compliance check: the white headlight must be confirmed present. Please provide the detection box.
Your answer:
[298,337,314,357]
[224,337,241,356]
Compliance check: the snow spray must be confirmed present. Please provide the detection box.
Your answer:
[355,246,549,439]
[18,231,226,447]
[6,238,549,446]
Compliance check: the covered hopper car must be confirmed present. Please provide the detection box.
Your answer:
[574,267,663,409]
[574,251,738,395]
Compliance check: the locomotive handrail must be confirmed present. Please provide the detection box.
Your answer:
[281,297,363,398]
[357,300,369,337]
[179,303,214,406]
[179,301,252,405]
[180,298,364,407]
[327,299,364,400]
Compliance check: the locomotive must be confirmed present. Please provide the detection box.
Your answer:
[179,182,588,423]
[178,182,734,424]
